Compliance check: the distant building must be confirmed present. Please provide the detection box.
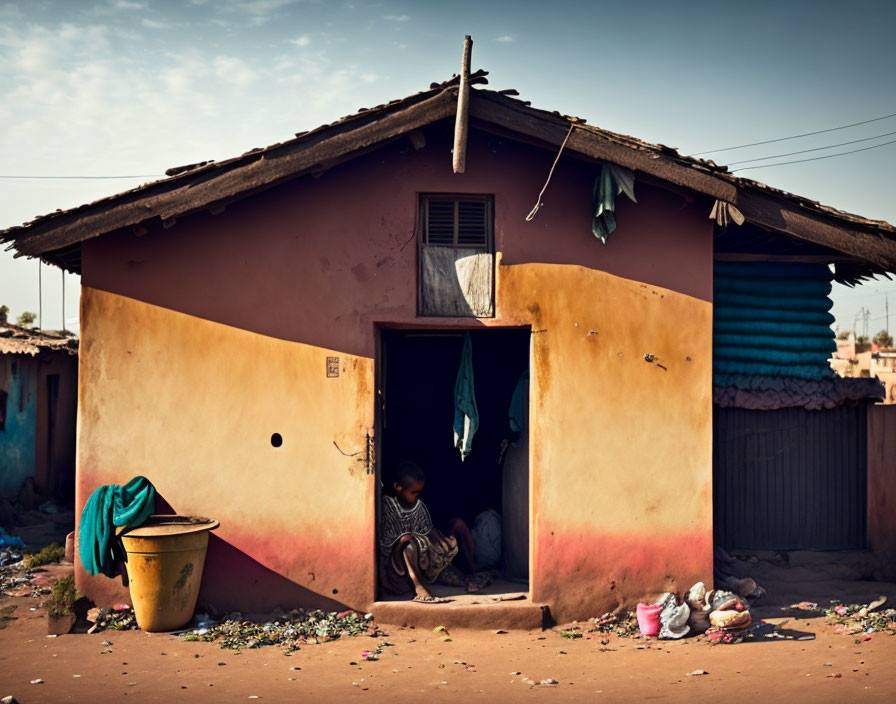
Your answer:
[0,325,78,500]
[831,332,896,403]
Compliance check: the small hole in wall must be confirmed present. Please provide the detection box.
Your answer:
[332,588,339,595]
[271,433,283,448]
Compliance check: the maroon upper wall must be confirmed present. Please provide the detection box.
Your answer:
[83,122,713,357]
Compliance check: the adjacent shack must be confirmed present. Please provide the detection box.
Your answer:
[0,325,78,501]
[3,72,895,623]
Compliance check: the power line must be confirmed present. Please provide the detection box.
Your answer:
[0,174,164,179]
[691,111,896,156]
[727,130,896,166]
[730,138,896,172]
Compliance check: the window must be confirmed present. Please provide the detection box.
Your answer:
[423,197,491,248]
[0,388,7,432]
[418,194,494,317]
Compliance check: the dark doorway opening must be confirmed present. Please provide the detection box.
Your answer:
[379,328,530,599]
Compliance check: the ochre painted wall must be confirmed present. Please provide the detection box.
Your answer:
[75,288,375,612]
[868,404,896,581]
[77,124,714,620]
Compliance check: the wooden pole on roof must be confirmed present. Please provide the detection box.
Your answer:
[452,35,472,174]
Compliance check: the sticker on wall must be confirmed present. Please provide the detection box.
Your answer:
[327,357,340,378]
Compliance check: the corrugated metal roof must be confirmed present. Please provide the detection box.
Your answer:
[0,326,78,356]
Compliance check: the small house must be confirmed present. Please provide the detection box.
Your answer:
[0,325,78,503]
[3,71,895,622]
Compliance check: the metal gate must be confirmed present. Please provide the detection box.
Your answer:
[713,404,867,550]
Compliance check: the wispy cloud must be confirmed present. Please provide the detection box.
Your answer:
[213,55,257,87]
[382,14,410,21]
[0,12,393,232]
[202,0,304,26]
[114,0,147,9]
[495,34,515,43]
[141,18,168,29]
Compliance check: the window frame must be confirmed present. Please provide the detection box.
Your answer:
[416,193,496,318]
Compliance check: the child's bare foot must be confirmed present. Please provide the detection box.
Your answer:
[465,572,493,593]
[412,594,452,603]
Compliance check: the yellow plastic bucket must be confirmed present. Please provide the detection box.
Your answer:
[120,515,219,632]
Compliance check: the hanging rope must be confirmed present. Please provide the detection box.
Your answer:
[525,123,576,221]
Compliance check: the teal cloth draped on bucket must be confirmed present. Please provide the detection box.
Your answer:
[78,476,156,577]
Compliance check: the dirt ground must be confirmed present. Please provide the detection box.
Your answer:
[2,590,895,704]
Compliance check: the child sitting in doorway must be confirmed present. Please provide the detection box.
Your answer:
[379,461,477,602]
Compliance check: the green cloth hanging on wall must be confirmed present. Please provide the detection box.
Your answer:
[453,332,479,461]
[592,163,637,243]
[78,476,156,577]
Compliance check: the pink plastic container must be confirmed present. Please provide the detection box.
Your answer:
[636,602,663,636]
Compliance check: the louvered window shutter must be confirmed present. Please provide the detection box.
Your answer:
[419,195,494,317]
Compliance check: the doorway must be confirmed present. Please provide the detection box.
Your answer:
[378,328,531,598]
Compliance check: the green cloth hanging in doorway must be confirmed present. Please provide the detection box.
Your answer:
[453,332,479,461]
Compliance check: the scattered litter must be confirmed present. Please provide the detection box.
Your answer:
[539,678,558,685]
[686,670,709,676]
[549,613,636,643]
[791,601,819,611]
[90,607,137,632]
[826,673,842,679]
[0,556,51,598]
[433,625,449,636]
[825,598,896,636]
[30,678,44,684]
[178,609,380,652]
[0,528,25,550]
[494,629,508,635]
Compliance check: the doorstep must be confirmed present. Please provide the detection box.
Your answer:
[371,592,550,630]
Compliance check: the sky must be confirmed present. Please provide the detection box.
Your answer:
[1,0,895,335]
